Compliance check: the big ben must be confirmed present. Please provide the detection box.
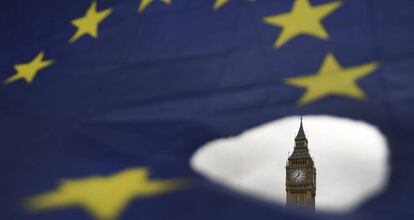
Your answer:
[286,118,316,211]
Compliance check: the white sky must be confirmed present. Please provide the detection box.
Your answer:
[190,115,389,213]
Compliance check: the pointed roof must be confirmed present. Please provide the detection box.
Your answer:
[289,147,311,159]
[295,117,306,140]
[289,117,312,159]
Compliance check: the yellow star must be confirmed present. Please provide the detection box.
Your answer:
[213,0,255,10]
[138,0,172,13]
[285,53,380,105]
[213,0,231,10]
[69,1,112,43]
[25,168,191,220]
[263,0,342,48]
[4,52,54,84]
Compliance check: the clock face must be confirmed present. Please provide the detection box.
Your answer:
[291,169,306,182]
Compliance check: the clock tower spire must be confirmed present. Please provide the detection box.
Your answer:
[295,117,307,147]
[286,118,316,211]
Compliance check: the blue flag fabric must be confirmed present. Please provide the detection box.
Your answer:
[1,0,414,219]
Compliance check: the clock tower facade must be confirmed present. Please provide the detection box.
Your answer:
[286,118,316,211]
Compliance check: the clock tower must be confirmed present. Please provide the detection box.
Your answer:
[286,118,316,211]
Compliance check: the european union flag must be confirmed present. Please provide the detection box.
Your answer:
[1,0,414,219]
